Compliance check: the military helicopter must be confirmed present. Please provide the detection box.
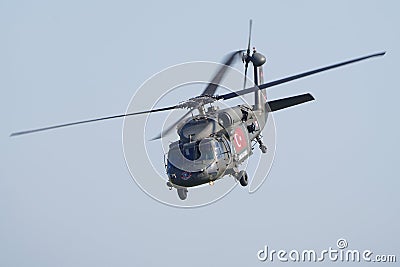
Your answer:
[11,20,385,200]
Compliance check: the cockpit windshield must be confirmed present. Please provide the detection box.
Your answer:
[181,140,215,161]
[167,138,216,170]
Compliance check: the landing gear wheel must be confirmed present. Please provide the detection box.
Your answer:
[239,170,249,187]
[177,188,188,200]
[260,144,267,153]
[256,136,267,154]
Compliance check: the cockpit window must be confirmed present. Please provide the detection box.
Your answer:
[167,139,217,172]
[215,137,230,160]
[182,142,199,160]
[181,140,215,161]
[215,142,224,159]
[200,143,215,160]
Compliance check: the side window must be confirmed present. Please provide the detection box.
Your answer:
[215,142,224,159]
[221,138,230,159]
[217,138,230,160]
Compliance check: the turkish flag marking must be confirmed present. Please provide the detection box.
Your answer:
[233,127,246,152]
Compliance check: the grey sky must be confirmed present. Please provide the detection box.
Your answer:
[1,0,399,266]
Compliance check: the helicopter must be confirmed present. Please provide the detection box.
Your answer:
[11,20,385,201]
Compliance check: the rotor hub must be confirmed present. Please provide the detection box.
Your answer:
[178,96,217,110]
[252,51,266,67]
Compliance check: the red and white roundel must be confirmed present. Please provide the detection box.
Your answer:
[181,171,191,180]
[233,127,247,152]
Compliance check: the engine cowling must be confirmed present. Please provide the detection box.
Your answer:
[217,106,244,128]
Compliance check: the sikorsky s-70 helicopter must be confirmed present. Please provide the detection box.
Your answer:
[11,20,385,200]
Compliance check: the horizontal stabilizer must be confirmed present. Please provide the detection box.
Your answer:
[267,93,315,112]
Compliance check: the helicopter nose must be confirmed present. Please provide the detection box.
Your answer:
[167,163,210,187]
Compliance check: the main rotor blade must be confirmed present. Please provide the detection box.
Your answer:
[201,50,244,97]
[150,108,193,141]
[151,51,243,141]
[218,51,386,100]
[10,105,179,137]
[267,93,314,112]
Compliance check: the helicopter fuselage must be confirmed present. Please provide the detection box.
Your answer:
[165,102,267,188]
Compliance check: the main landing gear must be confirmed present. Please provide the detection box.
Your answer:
[167,181,188,200]
[177,188,188,200]
[234,170,249,187]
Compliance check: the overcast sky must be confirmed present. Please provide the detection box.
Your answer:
[1,1,399,266]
